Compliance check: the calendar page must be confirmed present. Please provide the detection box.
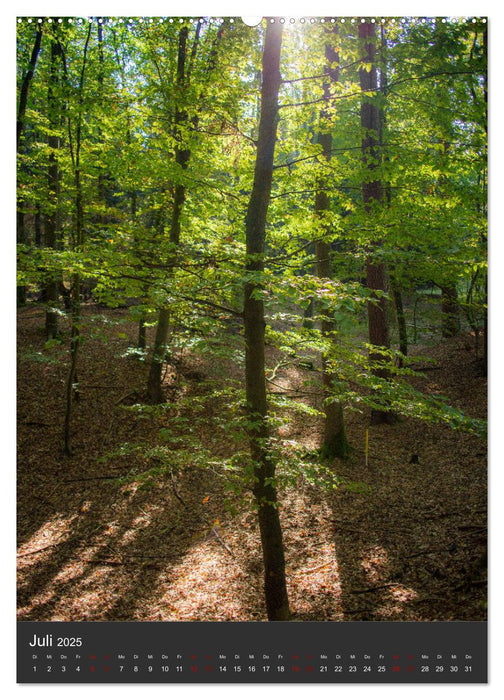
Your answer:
[16,6,488,685]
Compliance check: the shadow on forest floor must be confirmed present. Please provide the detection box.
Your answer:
[17,306,487,622]
[325,418,487,621]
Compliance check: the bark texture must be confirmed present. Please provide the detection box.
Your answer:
[359,21,395,425]
[243,20,290,621]
[316,25,349,459]
[63,25,92,456]
[146,307,171,404]
[45,39,61,339]
[391,280,408,362]
[441,284,460,338]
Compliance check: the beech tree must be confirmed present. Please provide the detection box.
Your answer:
[44,33,61,340]
[145,25,192,404]
[142,21,229,403]
[314,23,350,458]
[243,19,290,621]
[63,22,92,456]
[359,20,396,424]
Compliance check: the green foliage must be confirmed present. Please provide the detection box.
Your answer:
[17,17,487,503]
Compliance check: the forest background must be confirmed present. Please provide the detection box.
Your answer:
[5,1,504,700]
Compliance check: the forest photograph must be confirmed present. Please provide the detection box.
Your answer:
[16,15,487,622]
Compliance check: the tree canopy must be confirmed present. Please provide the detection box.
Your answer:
[17,15,487,621]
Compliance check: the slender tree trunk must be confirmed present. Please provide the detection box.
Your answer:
[137,315,147,350]
[34,205,42,246]
[243,19,289,621]
[45,39,61,339]
[146,185,188,401]
[96,23,107,209]
[482,275,487,376]
[63,276,81,456]
[16,206,27,307]
[146,24,224,401]
[359,20,395,425]
[379,27,407,365]
[130,188,148,351]
[63,25,92,456]
[302,295,314,329]
[480,27,488,376]
[318,303,349,457]
[17,27,43,147]
[316,24,349,459]
[435,138,460,340]
[391,281,408,362]
[17,26,43,306]
[441,284,460,338]
[64,167,84,455]
[146,27,189,404]
[146,307,171,403]
[301,244,315,329]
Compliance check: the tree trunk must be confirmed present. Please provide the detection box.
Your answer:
[17,27,43,149]
[315,24,349,459]
[34,205,42,246]
[316,236,349,459]
[146,307,170,403]
[434,136,460,341]
[16,208,27,307]
[359,20,395,425]
[482,275,487,377]
[243,19,289,621]
[130,188,148,351]
[45,39,61,340]
[63,276,81,456]
[96,23,107,210]
[389,267,408,363]
[379,27,407,366]
[137,318,147,350]
[146,27,189,404]
[301,244,315,330]
[63,24,92,456]
[441,284,460,338]
[392,284,408,362]
[302,295,314,330]
[146,24,224,401]
[480,26,488,376]
[17,26,43,306]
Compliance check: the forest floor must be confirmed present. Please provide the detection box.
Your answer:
[17,305,487,622]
